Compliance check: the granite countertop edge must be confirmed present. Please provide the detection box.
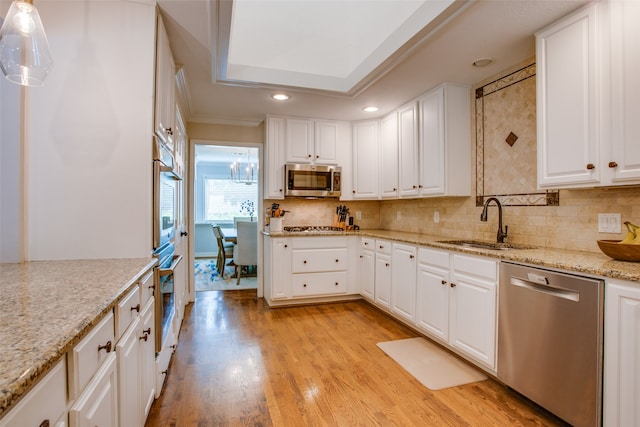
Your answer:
[0,258,157,419]
[263,228,640,282]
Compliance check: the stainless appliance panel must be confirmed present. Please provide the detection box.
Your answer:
[285,163,341,197]
[498,262,604,427]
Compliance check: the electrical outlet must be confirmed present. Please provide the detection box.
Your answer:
[434,211,440,223]
[397,211,401,221]
[356,211,362,220]
[598,213,621,233]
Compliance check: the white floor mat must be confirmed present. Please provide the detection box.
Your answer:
[377,337,487,390]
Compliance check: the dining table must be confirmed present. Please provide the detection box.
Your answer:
[221,228,237,244]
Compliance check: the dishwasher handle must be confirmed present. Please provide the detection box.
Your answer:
[510,277,580,302]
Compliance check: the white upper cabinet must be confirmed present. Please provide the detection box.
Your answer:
[352,120,380,199]
[537,1,640,188]
[285,118,315,163]
[607,0,640,184]
[155,14,176,149]
[398,102,420,197]
[418,84,471,197]
[265,117,286,199]
[285,118,342,164]
[536,2,601,188]
[379,113,399,198]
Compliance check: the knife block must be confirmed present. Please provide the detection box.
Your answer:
[332,214,346,230]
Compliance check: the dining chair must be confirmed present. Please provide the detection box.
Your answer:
[233,216,252,229]
[232,221,258,285]
[212,224,235,276]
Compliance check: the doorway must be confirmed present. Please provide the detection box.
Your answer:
[192,143,261,293]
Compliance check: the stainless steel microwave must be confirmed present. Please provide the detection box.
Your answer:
[285,163,341,198]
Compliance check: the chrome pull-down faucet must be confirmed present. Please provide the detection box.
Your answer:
[481,197,508,243]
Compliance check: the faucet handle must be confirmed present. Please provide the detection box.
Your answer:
[504,225,508,237]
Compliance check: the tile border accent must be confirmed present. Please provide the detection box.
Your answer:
[475,63,560,207]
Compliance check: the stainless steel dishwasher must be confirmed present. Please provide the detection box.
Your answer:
[498,262,604,427]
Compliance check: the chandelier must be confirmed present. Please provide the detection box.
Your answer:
[229,150,257,185]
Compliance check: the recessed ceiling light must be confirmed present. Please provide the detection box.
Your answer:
[272,93,290,101]
[472,58,494,67]
[363,106,379,112]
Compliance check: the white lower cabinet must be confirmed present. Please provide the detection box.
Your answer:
[414,247,497,372]
[140,299,156,420]
[416,247,450,341]
[69,353,119,427]
[391,243,417,322]
[359,238,375,301]
[264,236,356,305]
[0,359,67,427]
[449,253,497,371]
[374,240,392,309]
[604,280,640,427]
[117,317,142,427]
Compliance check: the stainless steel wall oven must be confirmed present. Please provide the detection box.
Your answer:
[152,134,183,353]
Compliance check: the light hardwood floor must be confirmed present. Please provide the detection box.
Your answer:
[145,290,566,426]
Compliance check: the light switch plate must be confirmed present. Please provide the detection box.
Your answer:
[598,213,621,233]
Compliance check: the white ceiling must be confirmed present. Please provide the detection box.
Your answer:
[158,0,589,127]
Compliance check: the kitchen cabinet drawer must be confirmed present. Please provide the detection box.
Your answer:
[290,236,347,249]
[68,310,115,400]
[375,239,392,255]
[451,253,497,282]
[291,271,348,297]
[0,359,67,427]
[291,248,348,273]
[139,269,154,308]
[361,237,375,250]
[116,285,141,339]
[418,247,449,269]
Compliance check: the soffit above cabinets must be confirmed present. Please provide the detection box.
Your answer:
[158,0,591,126]
[219,0,458,93]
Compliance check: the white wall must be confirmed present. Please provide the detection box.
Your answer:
[0,67,22,262]
[25,1,157,260]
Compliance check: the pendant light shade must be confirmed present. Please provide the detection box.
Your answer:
[0,0,52,86]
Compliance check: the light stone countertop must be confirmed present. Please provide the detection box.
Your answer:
[0,258,157,419]
[264,228,640,283]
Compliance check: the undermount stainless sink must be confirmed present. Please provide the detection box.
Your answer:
[437,240,535,251]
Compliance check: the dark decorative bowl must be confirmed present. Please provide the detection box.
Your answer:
[597,240,640,262]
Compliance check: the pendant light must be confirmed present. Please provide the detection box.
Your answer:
[0,0,53,86]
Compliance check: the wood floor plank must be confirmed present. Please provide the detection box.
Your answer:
[145,290,567,426]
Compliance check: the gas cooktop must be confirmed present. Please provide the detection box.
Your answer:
[283,226,345,233]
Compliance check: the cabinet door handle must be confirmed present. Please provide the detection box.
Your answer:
[609,161,618,168]
[131,303,141,313]
[441,280,447,285]
[379,245,384,249]
[284,244,288,248]
[279,188,283,192]
[335,282,339,286]
[418,185,423,188]
[409,254,415,259]
[360,255,364,259]
[335,259,339,263]
[385,263,390,267]
[352,190,356,194]
[316,155,320,159]
[450,283,456,288]
[303,260,307,264]
[39,420,50,427]
[412,185,417,189]
[143,327,151,335]
[393,188,397,191]
[139,334,148,342]
[308,154,312,158]
[98,340,113,353]
[586,163,595,170]
[303,283,307,287]
[364,241,369,246]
